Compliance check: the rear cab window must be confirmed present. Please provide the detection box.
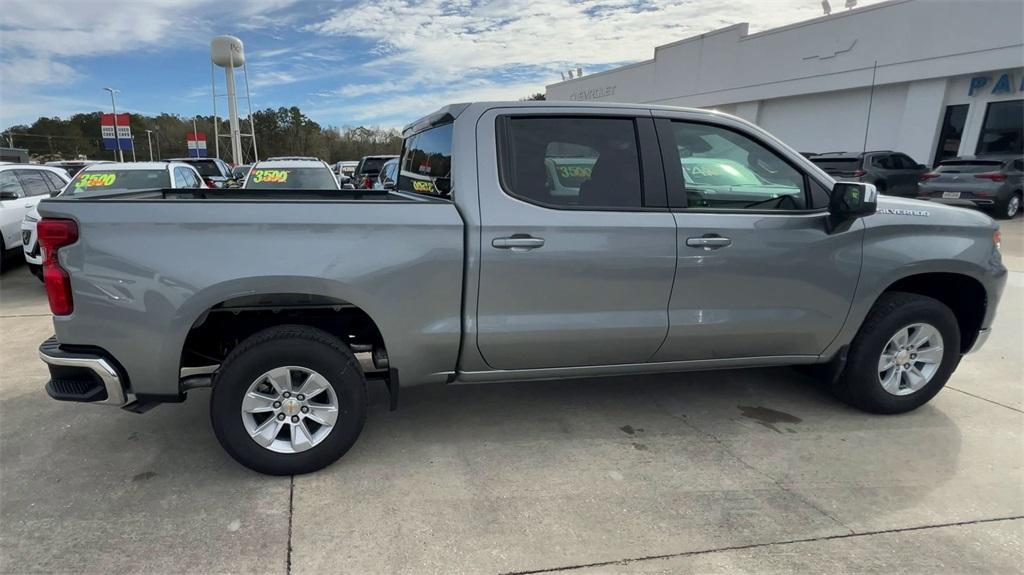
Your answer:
[497,116,642,209]
[398,124,453,197]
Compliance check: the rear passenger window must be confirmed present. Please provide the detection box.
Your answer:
[498,116,642,209]
[666,121,811,210]
[398,123,453,197]
[41,171,67,192]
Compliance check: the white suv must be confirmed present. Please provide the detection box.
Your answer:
[0,164,70,273]
[21,161,205,279]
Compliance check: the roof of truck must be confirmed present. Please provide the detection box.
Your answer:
[251,159,330,170]
[79,161,179,171]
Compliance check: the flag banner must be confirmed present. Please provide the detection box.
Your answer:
[186,131,208,158]
[101,113,133,151]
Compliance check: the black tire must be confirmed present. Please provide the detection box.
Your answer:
[28,263,43,281]
[210,325,367,475]
[994,191,1021,220]
[832,292,960,414]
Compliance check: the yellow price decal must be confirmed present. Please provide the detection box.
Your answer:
[557,165,592,178]
[251,169,290,183]
[411,180,434,192]
[75,173,117,188]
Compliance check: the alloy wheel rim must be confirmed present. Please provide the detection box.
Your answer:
[240,366,339,454]
[877,323,944,396]
[1008,195,1020,218]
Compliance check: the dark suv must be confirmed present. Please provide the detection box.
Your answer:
[350,155,398,189]
[810,151,928,196]
[168,157,233,188]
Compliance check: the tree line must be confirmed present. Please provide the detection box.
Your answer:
[2,106,402,164]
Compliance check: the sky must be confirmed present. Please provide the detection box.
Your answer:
[0,0,885,130]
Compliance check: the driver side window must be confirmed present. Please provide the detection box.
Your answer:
[667,121,810,211]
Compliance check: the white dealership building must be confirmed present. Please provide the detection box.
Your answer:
[546,0,1023,167]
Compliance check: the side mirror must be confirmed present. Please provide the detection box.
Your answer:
[829,182,877,224]
[0,190,19,201]
[382,178,396,190]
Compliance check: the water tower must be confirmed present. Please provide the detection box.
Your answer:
[210,35,258,164]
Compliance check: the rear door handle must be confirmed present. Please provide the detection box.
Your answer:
[686,236,732,250]
[492,236,545,251]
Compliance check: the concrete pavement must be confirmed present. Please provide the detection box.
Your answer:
[1,218,1021,574]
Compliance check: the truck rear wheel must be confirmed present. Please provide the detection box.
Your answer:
[832,292,960,414]
[210,325,367,475]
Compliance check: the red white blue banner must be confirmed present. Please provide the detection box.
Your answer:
[101,113,133,150]
[187,132,208,158]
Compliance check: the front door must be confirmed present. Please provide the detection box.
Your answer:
[475,111,677,369]
[650,115,863,362]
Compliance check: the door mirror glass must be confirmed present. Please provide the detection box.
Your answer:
[0,190,19,200]
[829,182,877,220]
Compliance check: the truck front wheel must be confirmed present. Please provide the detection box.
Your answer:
[832,292,960,414]
[210,325,367,475]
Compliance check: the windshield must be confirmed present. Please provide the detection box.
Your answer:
[66,169,170,195]
[935,160,1004,173]
[682,158,763,186]
[244,167,338,190]
[811,158,861,172]
[358,158,389,174]
[180,160,222,177]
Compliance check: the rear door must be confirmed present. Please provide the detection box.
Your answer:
[474,109,677,369]
[0,170,28,248]
[651,114,863,361]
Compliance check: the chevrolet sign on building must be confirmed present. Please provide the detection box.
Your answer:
[546,0,1023,166]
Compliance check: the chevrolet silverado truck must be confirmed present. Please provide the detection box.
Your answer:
[36,102,1007,475]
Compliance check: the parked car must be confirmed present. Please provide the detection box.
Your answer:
[372,158,399,190]
[335,161,358,178]
[34,102,1005,476]
[351,155,398,189]
[168,157,234,188]
[810,151,928,196]
[918,155,1023,219]
[242,159,340,190]
[231,164,252,186]
[0,164,69,272]
[21,162,205,279]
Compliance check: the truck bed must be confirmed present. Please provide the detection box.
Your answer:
[37,193,465,397]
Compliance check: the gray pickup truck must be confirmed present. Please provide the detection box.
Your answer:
[36,102,1006,475]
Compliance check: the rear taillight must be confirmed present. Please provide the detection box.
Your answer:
[852,169,867,178]
[920,172,939,181]
[37,218,78,316]
[204,178,216,187]
[974,172,1007,182]
[362,177,373,189]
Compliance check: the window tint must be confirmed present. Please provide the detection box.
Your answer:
[0,170,24,197]
[41,171,67,192]
[667,121,809,210]
[977,99,1023,155]
[15,170,51,196]
[173,167,188,188]
[181,159,220,177]
[398,123,453,197]
[499,116,641,209]
[872,154,895,169]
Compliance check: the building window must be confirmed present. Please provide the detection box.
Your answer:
[933,104,968,166]
[976,100,1023,156]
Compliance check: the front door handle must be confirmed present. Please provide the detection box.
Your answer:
[492,235,545,251]
[686,236,732,250]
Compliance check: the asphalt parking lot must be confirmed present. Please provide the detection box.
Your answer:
[1,220,1022,575]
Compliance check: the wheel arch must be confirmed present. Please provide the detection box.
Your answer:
[878,272,987,353]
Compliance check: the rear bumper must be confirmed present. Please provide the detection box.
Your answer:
[39,336,130,406]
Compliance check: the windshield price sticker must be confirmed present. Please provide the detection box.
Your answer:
[411,180,434,192]
[251,170,290,183]
[75,173,117,188]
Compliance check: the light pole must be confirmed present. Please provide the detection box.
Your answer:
[145,130,154,161]
[103,87,124,162]
[154,129,162,160]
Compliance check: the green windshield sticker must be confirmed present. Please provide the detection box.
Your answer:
[75,173,117,188]
[251,169,290,183]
